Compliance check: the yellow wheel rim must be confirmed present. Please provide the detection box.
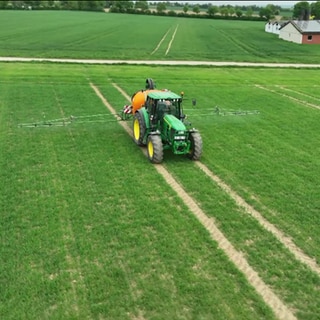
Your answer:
[148,140,154,158]
[133,119,140,140]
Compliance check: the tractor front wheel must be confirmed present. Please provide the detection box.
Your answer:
[147,135,163,163]
[133,110,146,146]
[187,132,203,160]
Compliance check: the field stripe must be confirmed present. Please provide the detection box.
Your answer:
[89,83,131,135]
[275,85,320,102]
[196,162,320,276]
[49,87,90,317]
[151,27,171,55]
[255,84,320,110]
[91,82,297,320]
[165,24,179,56]
[112,82,320,277]
[155,165,296,320]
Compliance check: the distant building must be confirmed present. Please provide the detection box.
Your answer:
[265,21,284,35]
[279,20,320,44]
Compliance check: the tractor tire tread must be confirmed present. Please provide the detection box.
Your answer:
[188,132,203,160]
[147,135,163,163]
[133,110,146,146]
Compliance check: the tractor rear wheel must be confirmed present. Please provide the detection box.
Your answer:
[147,135,163,163]
[187,132,203,160]
[133,110,146,146]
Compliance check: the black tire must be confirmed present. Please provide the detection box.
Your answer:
[146,78,155,90]
[147,135,163,164]
[187,132,203,160]
[133,110,146,146]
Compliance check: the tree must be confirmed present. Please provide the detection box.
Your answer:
[228,7,235,16]
[0,1,8,9]
[192,5,200,14]
[246,7,253,17]
[86,0,104,11]
[111,0,133,11]
[135,0,148,11]
[259,7,273,20]
[183,4,188,13]
[235,9,243,18]
[207,5,218,16]
[266,4,279,16]
[156,2,166,13]
[220,7,229,16]
[311,1,320,19]
[293,1,310,20]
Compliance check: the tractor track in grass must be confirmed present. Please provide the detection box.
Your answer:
[165,24,179,56]
[254,84,320,110]
[113,82,320,277]
[90,82,297,320]
[151,27,171,56]
[275,85,320,102]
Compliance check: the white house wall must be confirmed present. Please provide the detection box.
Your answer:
[279,23,302,44]
[265,23,273,33]
[273,23,280,34]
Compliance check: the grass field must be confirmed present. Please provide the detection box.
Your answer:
[0,10,320,63]
[1,62,320,319]
[1,9,320,320]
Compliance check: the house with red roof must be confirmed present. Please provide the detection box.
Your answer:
[279,20,320,44]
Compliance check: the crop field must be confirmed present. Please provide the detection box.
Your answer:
[1,10,320,63]
[1,62,320,320]
[1,8,320,320]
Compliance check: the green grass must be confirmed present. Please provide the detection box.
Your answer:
[1,63,319,319]
[0,10,320,63]
[103,65,320,263]
[100,66,320,319]
[0,63,279,320]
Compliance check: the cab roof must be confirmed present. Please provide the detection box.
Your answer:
[147,90,181,100]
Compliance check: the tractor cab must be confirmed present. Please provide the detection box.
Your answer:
[145,91,184,129]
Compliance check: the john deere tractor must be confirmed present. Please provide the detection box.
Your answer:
[131,78,202,163]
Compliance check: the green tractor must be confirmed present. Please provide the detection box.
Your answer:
[131,78,202,163]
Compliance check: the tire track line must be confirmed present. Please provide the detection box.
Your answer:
[113,82,320,277]
[165,24,179,56]
[275,85,320,102]
[156,164,296,320]
[255,84,320,110]
[151,28,171,55]
[91,82,297,320]
[51,87,89,317]
[196,162,320,276]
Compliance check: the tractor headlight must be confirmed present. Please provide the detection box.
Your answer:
[174,136,186,140]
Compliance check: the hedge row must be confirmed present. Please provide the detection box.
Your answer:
[109,8,266,22]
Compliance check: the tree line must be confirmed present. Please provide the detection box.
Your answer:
[109,1,320,21]
[0,1,105,11]
[1,1,319,21]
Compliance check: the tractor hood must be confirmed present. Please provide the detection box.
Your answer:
[164,114,186,131]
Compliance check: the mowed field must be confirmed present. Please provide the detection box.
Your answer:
[1,63,320,320]
[1,10,320,320]
[0,10,320,63]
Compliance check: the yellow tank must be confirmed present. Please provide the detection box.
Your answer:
[131,89,160,114]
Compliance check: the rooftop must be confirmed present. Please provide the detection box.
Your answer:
[291,20,320,33]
